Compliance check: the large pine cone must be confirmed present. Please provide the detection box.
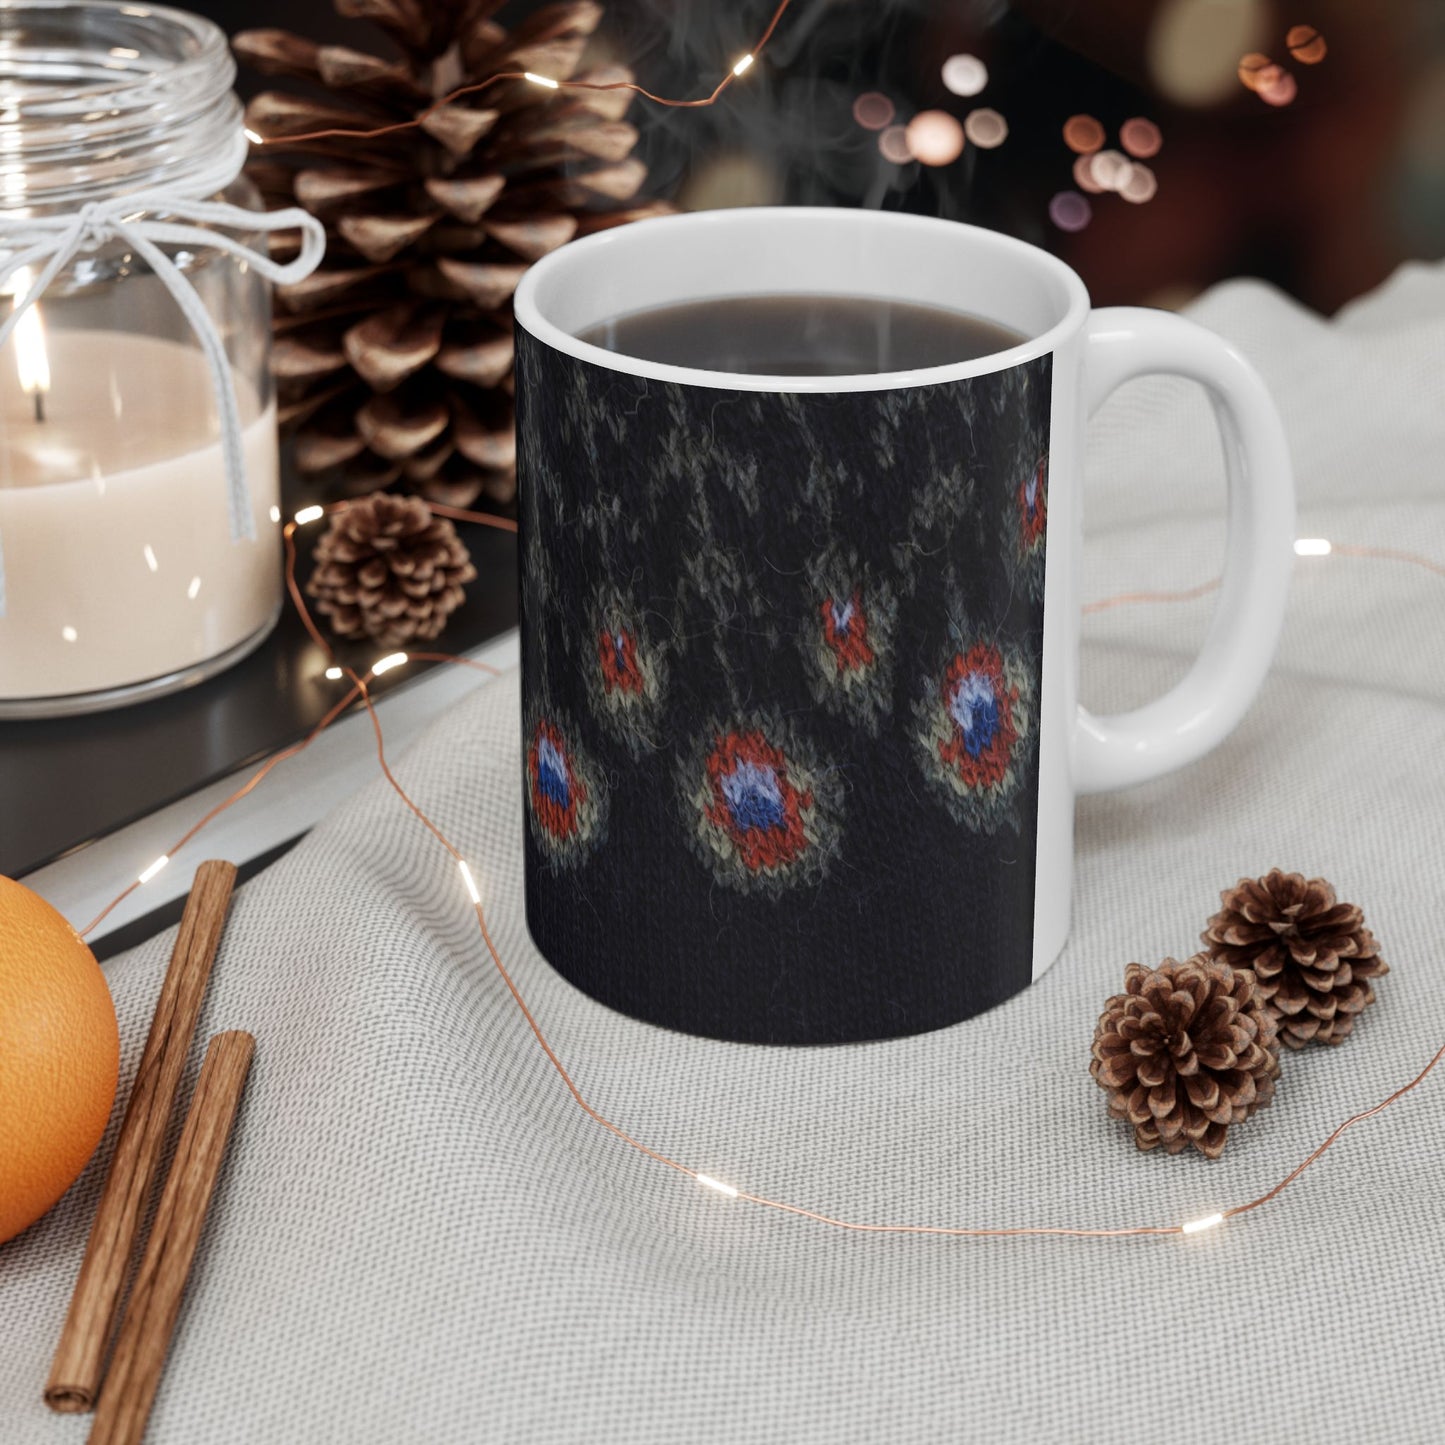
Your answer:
[306,494,476,646]
[235,0,670,511]
[1091,956,1281,1159]
[1202,869,1388,1048]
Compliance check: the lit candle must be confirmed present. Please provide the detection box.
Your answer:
[7,269,50,422]
[0,329,280,706]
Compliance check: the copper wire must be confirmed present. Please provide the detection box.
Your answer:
[78,505,1445,1242]
[1082,578,1221,614]
[1081,543,1445,617]
[1332,543,1445,577]
[76,505,517,936]
[76,679,363,938]
[254,0,795,148]
[1224,1039,1445,1220]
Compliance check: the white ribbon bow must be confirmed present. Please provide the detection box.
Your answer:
[0,195,326,616]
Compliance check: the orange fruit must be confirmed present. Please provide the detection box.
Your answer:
[0,876,119,1245]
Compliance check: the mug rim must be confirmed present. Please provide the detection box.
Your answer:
[513,206,1092,394]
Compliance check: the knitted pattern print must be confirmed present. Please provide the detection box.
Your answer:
[516,328,1051,1043]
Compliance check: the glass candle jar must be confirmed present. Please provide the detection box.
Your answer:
[0,1,287,716]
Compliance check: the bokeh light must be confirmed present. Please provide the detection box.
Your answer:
[963,108,1008,149]
[1119,164,1159,204]
[1088,148,1133,192]
[1286,24,1327,64]
[1237,52,1273,91]
[905,109,965,166]
[1063,114,1106,154]
[941,54,988,97]
[1072,153,1104,194]
[1119,118,1163,159]
[852,92,895,131]
[1250,61,1287,96]
[1258,68,1298,106]
[878,125,913,164]
[1149,0,1269,106]
[1049,190,1092,232]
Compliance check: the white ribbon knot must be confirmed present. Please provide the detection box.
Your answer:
[0,192,326,616]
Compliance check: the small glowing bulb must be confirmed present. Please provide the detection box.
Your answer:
[371,651,408,676]
[524,71,559,89]
[1294,537,1332,556]
[143,544,159,573]
[269,504,282,524]
[187,575,202,600]
[324,665,343,680]
[138,854,170,885]
[61,625,77,643]
[695,1173,739,1199]
[294,504,325,525]
[732,53,754,76]
[1181,1212,1224,1235]
[243,127,264,146]
[459,860,482,904]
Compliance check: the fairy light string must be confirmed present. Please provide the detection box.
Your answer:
[72,495,1445,1244]
[5,2,1416,1243]
[1082,538,1445,616]
[89,6,1438,1244]
[246,0,796,149]
[60,0,1423,1245]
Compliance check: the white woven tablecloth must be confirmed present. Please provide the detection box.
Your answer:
[3,263,1443,1444]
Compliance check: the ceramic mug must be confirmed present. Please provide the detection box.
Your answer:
[512,207,1294,1045]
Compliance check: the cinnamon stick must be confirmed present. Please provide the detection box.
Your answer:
[88,1032,255,1445]
[46,860,238,1413]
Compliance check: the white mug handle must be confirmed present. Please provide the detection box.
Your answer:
[1075,307,1296,794]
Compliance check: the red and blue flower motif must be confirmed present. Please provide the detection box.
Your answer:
[820,591,876,675]
[683,717,841,893]
[586,590,665,756]
[526,714,604,867]
[598,626,646,696]
[937,645,1019,790]
[1018,458,1047,552]
[1005,454,1048,601]
[915,633,1036,832]
[802,548,897,736]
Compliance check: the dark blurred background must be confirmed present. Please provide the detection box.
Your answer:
[207,0,1445,315]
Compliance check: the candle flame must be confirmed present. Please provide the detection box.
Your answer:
[7,267,50,409]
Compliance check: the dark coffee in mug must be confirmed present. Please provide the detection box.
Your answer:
[577,294,1024,376]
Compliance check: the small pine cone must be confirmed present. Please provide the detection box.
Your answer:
[306,494,476,648]
[1202,870,1388,1049]
[1091,956,1281,1159]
